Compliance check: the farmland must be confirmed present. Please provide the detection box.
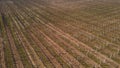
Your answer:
[0,0,120,68]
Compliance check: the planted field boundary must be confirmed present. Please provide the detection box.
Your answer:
[0,0,120,68]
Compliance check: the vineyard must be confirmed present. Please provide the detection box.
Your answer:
[0,0,120,68]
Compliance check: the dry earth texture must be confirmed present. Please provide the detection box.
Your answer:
[0,0,120,68]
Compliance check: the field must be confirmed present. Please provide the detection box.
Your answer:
[0,0,120,68]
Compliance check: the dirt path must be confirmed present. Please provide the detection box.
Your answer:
[0,37,6,68]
